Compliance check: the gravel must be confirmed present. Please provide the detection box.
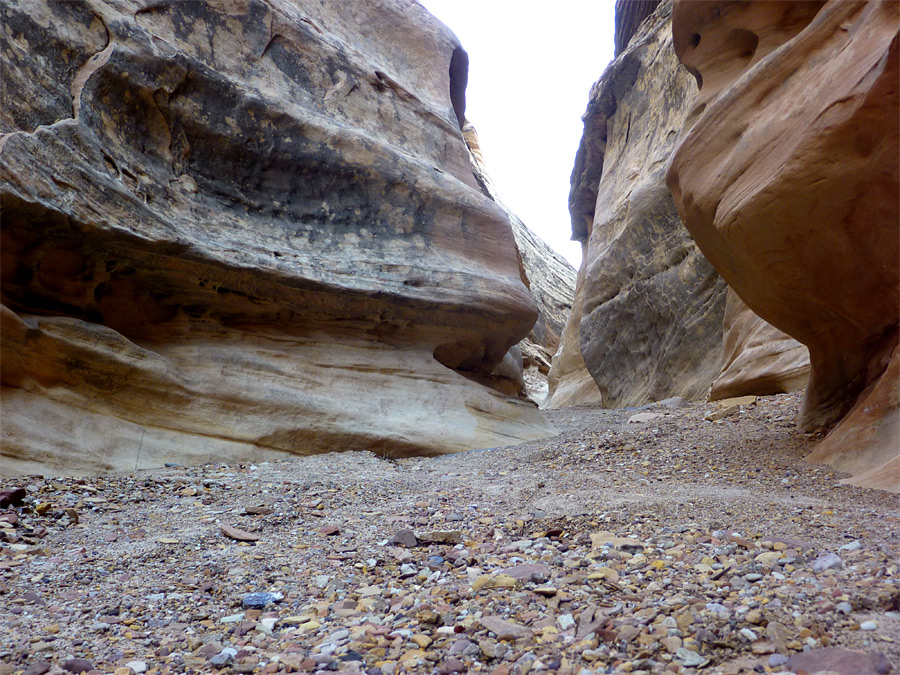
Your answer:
[1,392,898,674]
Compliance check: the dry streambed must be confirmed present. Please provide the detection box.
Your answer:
[1,393,898,675]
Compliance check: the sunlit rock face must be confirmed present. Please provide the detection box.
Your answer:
[667,0,899,490]
[548,0,729,409]
[0,0,555,475]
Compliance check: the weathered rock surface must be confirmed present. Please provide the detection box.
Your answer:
[544,249,604,409]
[462,123,576,405]
[806,345,899,492]
[0,0,555,474]
[550,0,728,409]
[710,289,810,401]
[668,0,899,489]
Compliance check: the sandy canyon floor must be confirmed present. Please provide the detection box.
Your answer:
[2,393,899,675]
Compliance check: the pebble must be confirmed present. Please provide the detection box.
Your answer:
[479,615,533,641]
[557,613,576,630]
[23,663,52,675]
[417,530,461,544]
[768,653,788,667]
[220,523,259,541]
[242,591,283,608]
[259,616,279,634]
[438,657,465,673]
[739,628,758,641]
[391,529,418,547]
[812,552,843,571]
[209,647,237,665]
[745,609,763,624]
[838,540,862,551]
[675,648,708,667]
[860,620,878,631]
[628,412,662,424]
[787,646,894,675]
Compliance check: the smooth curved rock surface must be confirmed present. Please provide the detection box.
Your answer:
[558,0,728,409]
[806,345,899,492]
[668,0,899,489]
[544,245,603,409]
[710,289,810,401]
[0,0,555,474]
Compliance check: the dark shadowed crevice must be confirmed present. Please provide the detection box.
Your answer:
[449,46,468,129]
[614,0,662,56]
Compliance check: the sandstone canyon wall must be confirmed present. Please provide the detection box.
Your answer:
[710,290,810,402]
[547,0,812,411]
[547,0,729,409]
[0,0,557,475]
[667,0,899,490]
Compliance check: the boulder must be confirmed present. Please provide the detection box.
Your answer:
[550,0,729,409]
[0,0,555,474]
[667,0,899,489]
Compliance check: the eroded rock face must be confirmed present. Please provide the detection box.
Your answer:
[544,247,604,409]
[550,0,728,409]
[710,290,810,401]
[0,0,555,474]
[668,0,899,488]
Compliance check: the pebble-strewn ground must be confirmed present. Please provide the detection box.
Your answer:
[2,393,899,675]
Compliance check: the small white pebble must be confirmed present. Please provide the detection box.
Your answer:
[558,613,576,630]
[860,620,878,631]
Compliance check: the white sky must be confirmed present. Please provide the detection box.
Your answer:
[419,1,616,268]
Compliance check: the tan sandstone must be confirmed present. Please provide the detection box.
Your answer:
[549,0,728,409]
[0,0,555,474]
[667,0,899,489]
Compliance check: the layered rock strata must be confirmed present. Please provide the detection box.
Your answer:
[548,0,729,409]
[0,0,555,474]
[668,0,899,489]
